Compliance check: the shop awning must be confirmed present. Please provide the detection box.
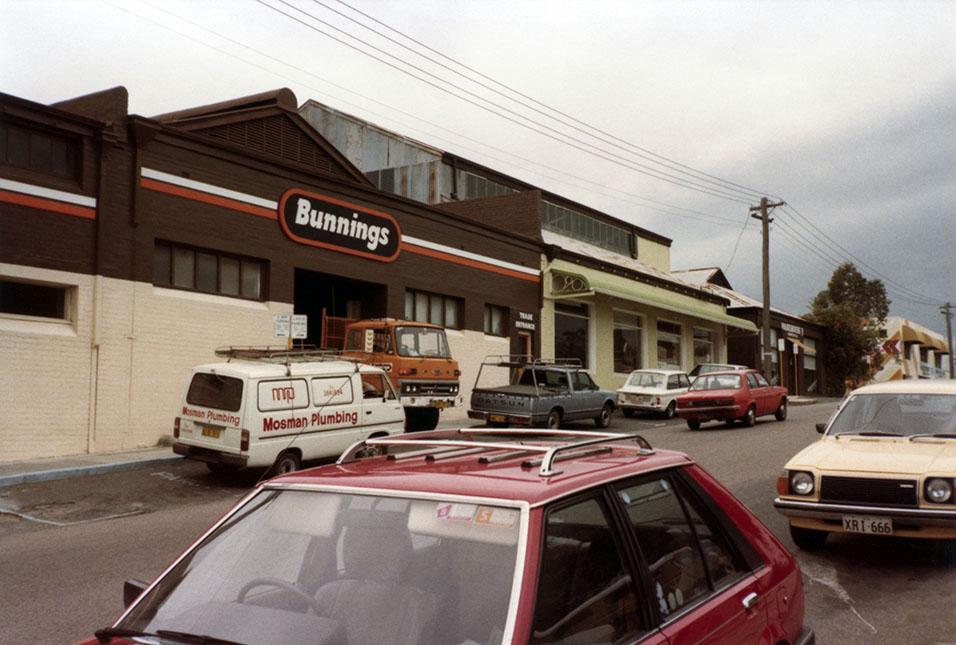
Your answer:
[900,324,949,353]
[551,264,758,332]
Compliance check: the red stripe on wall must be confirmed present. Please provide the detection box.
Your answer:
[401,242,540,283]
[140,177,276,220]
[0,189,96,220]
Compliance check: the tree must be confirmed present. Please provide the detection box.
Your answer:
[807,262,889,396]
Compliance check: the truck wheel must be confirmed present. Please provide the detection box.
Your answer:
[790,524,828,551]
[775,398,788,421]
[594,403,613,429]
[406,408,440,432]
[271,451,301,476]
[742,405,756,427]
[545,409,562,430]
[687,419,701,431]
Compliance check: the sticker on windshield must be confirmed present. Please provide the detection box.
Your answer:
[436,503,477,521]
[474,507,518,528]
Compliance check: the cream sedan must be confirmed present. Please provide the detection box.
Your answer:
[616,369,690,419]
[774,380,956,550]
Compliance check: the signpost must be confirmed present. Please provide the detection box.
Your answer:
[274,313,308,349]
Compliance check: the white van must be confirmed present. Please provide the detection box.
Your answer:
[172,350,405,475]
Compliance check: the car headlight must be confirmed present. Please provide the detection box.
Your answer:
[925,478,953,504]
[790,471,814,496]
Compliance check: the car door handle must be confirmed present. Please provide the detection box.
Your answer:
[741,592,759,610]
[366,410,372,415]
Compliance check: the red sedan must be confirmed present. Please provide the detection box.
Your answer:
[81,429,811,645]
[677,369,788,430]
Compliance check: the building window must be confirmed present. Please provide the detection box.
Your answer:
[693,327,715,366]
[769,328,780,385]
[555,302,589,368]
[484,304,508,336]
[0,121,78,179]
[0,279,69,320]
[613,311,642,373]
[541,201,631,255]
[153,241,265,300]
[803,338,818,394]
[656,320,682,370]
[461,171,515,199]
[404,289,462,329]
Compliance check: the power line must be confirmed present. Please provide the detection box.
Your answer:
[724,215,751,271]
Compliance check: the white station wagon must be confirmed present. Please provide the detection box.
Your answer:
[172,348,405,475]
[616,369,690,419]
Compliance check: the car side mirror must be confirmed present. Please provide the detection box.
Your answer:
[124,578,149,607]
[815,423,826,434]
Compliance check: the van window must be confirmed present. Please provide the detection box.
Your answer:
[311,376,354,406]
[257,379,310,411]
[187,373,243,411]
[361,373,396,400]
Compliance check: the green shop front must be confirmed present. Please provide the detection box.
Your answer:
[539,257,759,388]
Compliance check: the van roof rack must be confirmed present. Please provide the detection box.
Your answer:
[481,355,584,368]
[214,346,362,363]
[338,428,653,477]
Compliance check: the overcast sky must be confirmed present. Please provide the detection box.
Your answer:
[3,0,954,334]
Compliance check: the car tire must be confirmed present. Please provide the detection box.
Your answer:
[687,419,701,431]
[775,398,788,421]
[271,451,301,476]
[742,405,756,427]
[663,401,676,419]
[790,524,828,551]
[545,409,562,430]
[406,408,440,432]
[622,408,636,418]
[594,402,613,429]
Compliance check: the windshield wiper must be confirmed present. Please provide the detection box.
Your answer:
[94,627,245,645]
[908,433,956,441]
[833,431,904,438]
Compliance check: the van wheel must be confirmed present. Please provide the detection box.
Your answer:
[775,398,788,421]
[545,409,562,430]
[271,451,301,476]
[406,408,440,432]
[594,403,613,428]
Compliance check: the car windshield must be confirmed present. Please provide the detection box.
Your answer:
[689,374,741,391]
[118,490,522,645]
[827,393,956,437]
[626,372,665,388]
[395,326,451,358]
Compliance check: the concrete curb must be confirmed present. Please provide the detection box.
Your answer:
[0,454,183,489]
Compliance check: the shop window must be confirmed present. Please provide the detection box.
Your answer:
[803,338,818,394]
[404,289,462,329]
[484,304,508,336]
[613,311,642,373]
[656,320,683,370]
[768,328,779,385]
[0,121,78,179]
[0,279,70,320]
[153,241,266,300]
[555,302,589,368]
[693,328,714,366]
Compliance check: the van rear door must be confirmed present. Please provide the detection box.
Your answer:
[179,372,244,451]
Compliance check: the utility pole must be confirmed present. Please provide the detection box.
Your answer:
[750,197,786,380]
[942,302,955,379]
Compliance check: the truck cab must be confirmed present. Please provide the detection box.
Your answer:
[341,319,461,431]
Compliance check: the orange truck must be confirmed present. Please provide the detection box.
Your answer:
[340,319,461,430]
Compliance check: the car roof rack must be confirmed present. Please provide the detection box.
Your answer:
[481,355,584,368]
[338,428,653,477]
[214,346,363,364]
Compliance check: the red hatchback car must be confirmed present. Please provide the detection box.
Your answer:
[677,370,789,430]
[83,429,812,645]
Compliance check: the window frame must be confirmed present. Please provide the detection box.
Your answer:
[153,240,267,302]
[655,318,684,370]
[404,288,463,330]
[0,118,80,182]
[613,309,644,375]
[0,277,74,324]
[484,303,509,337]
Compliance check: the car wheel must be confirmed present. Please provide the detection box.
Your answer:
[742,405,756,427]
[622,408,636,418]
[594,402,613,428]
[775,398,788,421]
[663,401,676,419]
[271,451,301,476]
[405,408,440,432]
[687,419,701,431]
[545,409,562,430]
[790,524,828,551]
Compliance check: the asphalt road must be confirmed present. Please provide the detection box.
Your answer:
[1,403,954,644]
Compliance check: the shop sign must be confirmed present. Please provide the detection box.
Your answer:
[515,311,536,331]
[278,189,401,262]
[552,271,591,296]
[780,321,804,337]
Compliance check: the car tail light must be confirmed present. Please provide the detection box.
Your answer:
[776,475,788,495]
[240,429,250,452]
[655,397,661,404]
[399,368,417,376]
[173,417,180,439]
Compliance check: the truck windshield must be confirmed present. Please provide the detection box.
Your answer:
[186,373,243,411]
[396,326,450,358]
[118,490,522,645]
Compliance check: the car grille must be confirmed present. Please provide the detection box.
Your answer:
[820,476,918,508]
[404,381,458,396]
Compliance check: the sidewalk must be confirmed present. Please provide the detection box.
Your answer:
[0,447,181,488]
[788,396,840,406]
